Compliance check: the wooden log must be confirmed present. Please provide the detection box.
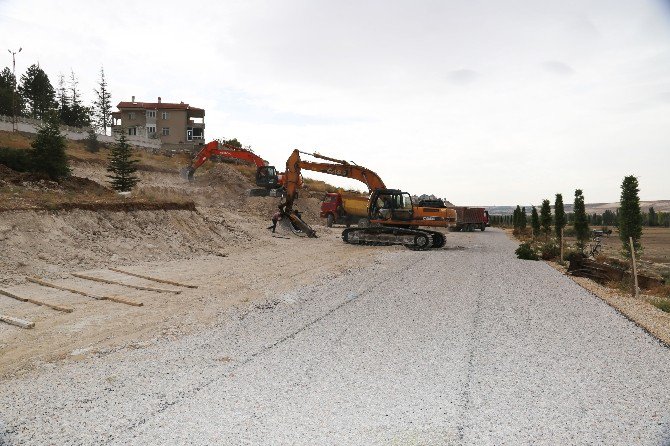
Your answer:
[105,295,143,307]
[0,314,34,329]
[0,288,73,313]
[71,273,181,294]
[108,268,197,288]
[26,277,143,307]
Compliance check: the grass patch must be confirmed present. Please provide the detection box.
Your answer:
[651,299,670,313]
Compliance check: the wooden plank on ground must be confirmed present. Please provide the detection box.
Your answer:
[0,288,73,313]
[0,314,34,329]
[26,277,143,307]
[71,273,181,294]
[105,295,143,307]
[109,268,198,288]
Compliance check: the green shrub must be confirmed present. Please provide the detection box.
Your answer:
[515,242,539,260]
[541,242,561,260]
[652,300,670,313]
[0,147,31,172]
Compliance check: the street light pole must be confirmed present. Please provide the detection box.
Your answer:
[7,47,22,132]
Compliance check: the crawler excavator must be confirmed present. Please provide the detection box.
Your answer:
[181,140,287,197]
[280,150,457,250]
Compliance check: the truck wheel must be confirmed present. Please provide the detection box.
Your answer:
[326,214,334,228]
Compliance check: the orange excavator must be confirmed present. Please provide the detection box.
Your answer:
[181,140,286,196]
[280,150,457,249]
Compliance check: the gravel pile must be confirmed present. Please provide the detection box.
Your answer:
[1,228,669,445]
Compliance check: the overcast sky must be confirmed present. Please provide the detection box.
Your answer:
[1,0,669,205]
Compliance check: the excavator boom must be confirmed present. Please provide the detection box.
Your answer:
[182,140,269,181]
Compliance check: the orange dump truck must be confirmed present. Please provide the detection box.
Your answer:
[320,192,369,227]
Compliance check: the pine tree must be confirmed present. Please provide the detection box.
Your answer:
[0,67,23,116]
[618,176,643,257]
[64,70,90,128]
[540,199,552,239]
[573,189,589,252]
[107,133,139,192]
[85,128,100,153]
[29,113,70,180]
[520,206,527,229]
[19,64,55,120]
[93,66,112,135]
[531,206,540,237]
[56,73,71,124]
[554,193,566,241]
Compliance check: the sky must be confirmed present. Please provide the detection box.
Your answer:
[1,0,669,205]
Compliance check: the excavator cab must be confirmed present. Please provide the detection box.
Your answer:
[369,189,414,222]
[255,166,279,189]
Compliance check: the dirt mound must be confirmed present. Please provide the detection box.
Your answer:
[0,208,242,284]
[60,176,113,194]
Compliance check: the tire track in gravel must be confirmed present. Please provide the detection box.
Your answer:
[104,254,430,444]
[455,246,487,443]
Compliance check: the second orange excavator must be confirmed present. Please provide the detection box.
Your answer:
[181,140,287,197]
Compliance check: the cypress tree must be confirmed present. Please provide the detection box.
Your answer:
[531,206,540,237]
[554,193,566,241]
[618,175,643,257]
[513,205,521,229]
[648,207,657,227]
[29,113,70,180]
[573,189,589,251]
[520,207,527,229]
[107,132,139,192]
[540,199,552,239]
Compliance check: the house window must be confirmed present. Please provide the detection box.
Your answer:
[161,111,169,120]
[162,127,170,136]
[128,127,137,136]
[147,110,156,118]
[147,125,156,135]
[128,112,135,120]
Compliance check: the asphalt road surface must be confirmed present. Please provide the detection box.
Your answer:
[2,228,669,445]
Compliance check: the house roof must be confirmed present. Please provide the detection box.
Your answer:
[116,101,204,113]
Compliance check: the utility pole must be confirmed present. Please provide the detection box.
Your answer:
[7,47,22,132]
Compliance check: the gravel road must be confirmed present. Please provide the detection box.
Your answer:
[1,228,669,445]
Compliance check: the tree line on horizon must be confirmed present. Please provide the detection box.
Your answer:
[0,62,112,135]
[490,206,668,229]
[492,177,645,259]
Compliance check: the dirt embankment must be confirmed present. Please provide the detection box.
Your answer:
[0,208,245,285]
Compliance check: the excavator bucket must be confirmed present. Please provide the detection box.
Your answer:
[180,166,195,182]
[285,212,317,238]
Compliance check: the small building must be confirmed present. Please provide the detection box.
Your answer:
[112,96,205,145]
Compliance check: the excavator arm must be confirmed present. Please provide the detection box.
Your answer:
[280,150,386,237]
[182,141,268,180]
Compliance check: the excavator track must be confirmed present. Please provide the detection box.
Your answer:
[341,227,445,250]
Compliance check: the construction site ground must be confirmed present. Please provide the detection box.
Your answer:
[2,228,670,445]
[2,137,670,444]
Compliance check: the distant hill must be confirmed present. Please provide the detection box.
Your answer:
[485,200,670,215]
